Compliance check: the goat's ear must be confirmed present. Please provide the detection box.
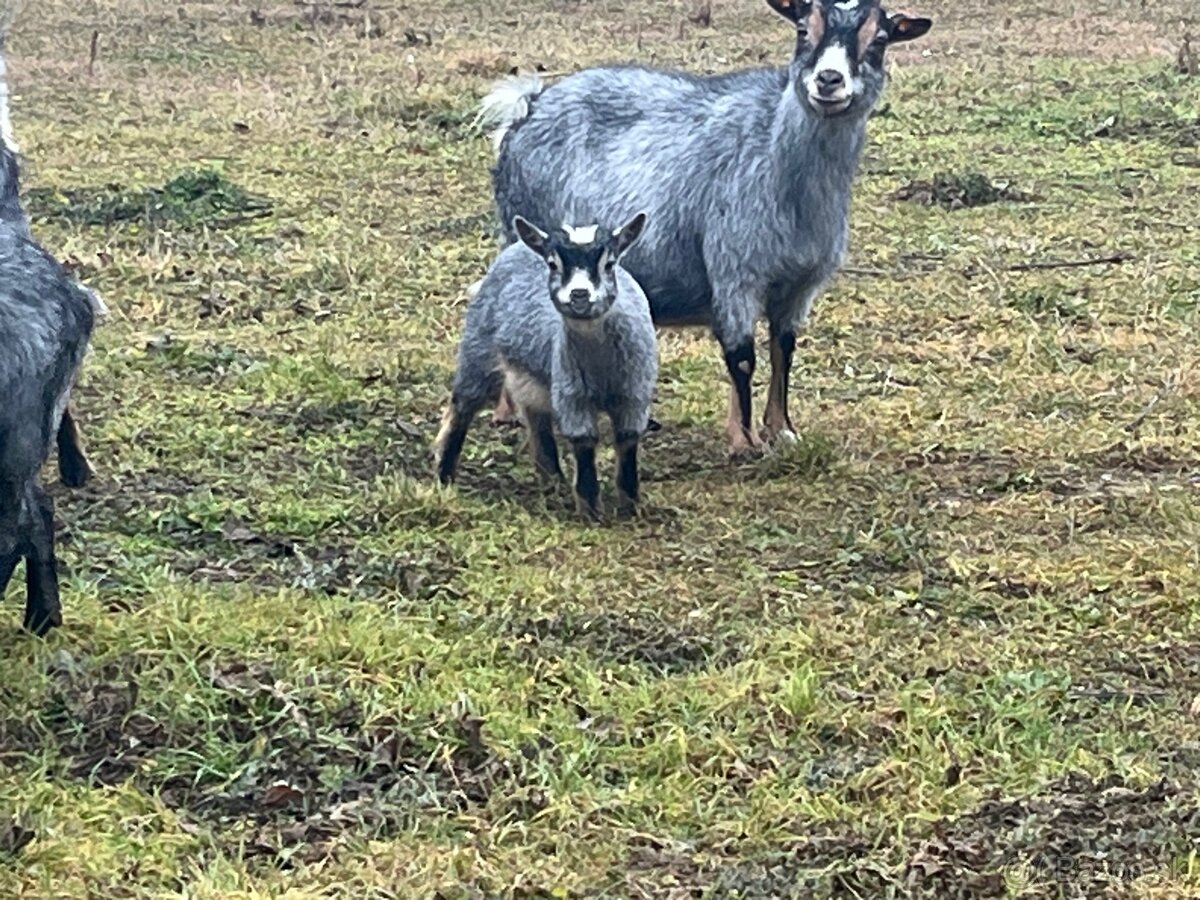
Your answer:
[765,0,808,24]
[611,212,647,259]
[513,216,549,257]
[886,14,932,43]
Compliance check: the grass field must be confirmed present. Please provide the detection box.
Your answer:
[2,0,1200,896]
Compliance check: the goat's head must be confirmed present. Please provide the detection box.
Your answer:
[513,213,648,324]
[767,0,931,118]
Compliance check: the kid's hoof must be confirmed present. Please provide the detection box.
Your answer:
[575,498,603,522]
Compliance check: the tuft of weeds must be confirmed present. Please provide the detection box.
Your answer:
[26,169,273,230]
[892,172,1035,209]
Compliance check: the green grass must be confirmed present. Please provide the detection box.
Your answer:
[3,0,1200,896]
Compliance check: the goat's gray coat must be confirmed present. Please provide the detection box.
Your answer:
[0,39,98,634]
[488,0,930,454]
[434,230,658,518]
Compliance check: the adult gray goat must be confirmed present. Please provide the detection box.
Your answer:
[1,38,99,633]
[485,0,931,457]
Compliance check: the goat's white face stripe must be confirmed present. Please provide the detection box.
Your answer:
[563,224,599,245]
[804,43,861,102]
[556,269,598,308]
[834,0,859,8]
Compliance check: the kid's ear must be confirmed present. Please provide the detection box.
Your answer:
[886,14,932,43]
[513,216,549,256]
[611,212,648,259]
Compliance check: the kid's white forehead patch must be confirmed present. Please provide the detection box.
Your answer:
[562,223,600,245]
[834,0,860,8]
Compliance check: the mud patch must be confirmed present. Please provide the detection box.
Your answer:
[9,654,540,866]
[906,773,1200,896]
[508,610,742,674]
[892,173,1035,210]
[159,662,527,864]
[1092,112,1200,148]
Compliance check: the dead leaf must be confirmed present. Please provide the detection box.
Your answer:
[262,782,305,808]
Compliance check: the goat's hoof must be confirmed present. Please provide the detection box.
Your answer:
[726,430,766,461]
[728,446,763,464]
[59,454,95,489]
[645,418,663,433]
[768,428,798,447]
[23,609,62,637]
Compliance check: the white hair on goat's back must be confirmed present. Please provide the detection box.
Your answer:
[476,72,544,153]
[0,1,21,152]
[0,42,15,152]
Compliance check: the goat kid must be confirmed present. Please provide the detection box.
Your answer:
[485,0,931,457]
[435,213,656,520]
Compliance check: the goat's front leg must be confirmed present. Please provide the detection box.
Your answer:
[763,321,798,444]
[557,391,601,520]
[721,339,764,459]
[57,406,95,488]
[22,484,62,636]
[713,289,764,458]
[614,431,640,516]
[611,407,649,516]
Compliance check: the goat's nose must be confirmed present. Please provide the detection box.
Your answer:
[569,289,591,305]
[816,69,845,96]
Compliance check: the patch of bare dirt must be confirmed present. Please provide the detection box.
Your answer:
[6,654,546,867]
[621,826,887,898]
[905,772,1200,897]
[507,610,743,674]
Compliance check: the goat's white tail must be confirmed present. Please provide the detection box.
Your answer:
[85,285,110,322]
[0,4,19,152]
[476,72,544,153]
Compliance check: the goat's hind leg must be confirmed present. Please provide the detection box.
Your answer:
[57,406,95,488]
[434,377,497,485]
[0,484,21,605]
[525,408,563,481]
[21,484,62,636]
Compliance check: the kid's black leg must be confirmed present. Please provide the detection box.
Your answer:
[570,438,601,521]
